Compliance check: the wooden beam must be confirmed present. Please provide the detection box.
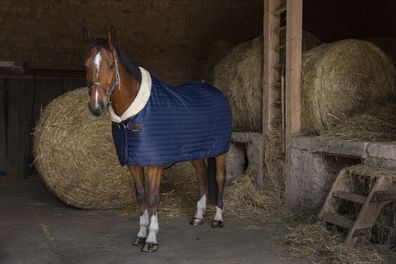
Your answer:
[285,0,302,141]
[263,0,283,137]
[0,66,85,79]
[284,0,303,208]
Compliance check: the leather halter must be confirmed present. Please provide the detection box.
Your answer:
[88,47,120,105]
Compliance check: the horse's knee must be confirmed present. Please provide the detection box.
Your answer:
[136,189,145,203]
[147,194,161,213]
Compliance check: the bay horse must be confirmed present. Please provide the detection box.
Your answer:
[82,27,232,253]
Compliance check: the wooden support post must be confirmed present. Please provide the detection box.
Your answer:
[263,0,282,137]
[285,0,303,208]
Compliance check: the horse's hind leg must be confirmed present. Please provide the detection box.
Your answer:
[128,166,148,246]
[142,166,163,253]
[212,154,226,228]
[190,159,208,225]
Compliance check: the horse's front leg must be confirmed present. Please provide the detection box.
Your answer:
[128,166,148,246]
[190,159,207,225]
[142,166,163,253]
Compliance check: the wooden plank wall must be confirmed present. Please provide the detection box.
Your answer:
[0,77,85,175]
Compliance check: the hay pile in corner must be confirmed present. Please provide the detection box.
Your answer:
[281,222,389,264]
[302,39,395,134]
[213,31,322,132]
[34,88,134,210]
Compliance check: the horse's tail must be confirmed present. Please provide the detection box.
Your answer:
[207,157,218,205]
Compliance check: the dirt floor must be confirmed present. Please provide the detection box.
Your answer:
[0,174,305,264]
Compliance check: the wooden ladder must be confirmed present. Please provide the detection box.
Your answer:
[318,165,396,247]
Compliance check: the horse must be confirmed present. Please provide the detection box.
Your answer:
[82,27,232,253]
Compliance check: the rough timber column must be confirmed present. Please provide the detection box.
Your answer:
[285,0,303,208]
[263,0,282,138]
[262,0,286,191]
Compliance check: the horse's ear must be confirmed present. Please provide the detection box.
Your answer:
[82,26,91,43]
[107,25,117,46]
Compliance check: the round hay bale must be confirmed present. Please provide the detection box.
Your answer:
[302,39,395,133]
[34,88,134,209]
[213,32,322,132]
[203,40,234,83]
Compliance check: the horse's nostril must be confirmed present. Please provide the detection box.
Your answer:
[88,101,105,117]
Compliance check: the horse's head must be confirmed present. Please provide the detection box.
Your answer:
[82,27,119,117]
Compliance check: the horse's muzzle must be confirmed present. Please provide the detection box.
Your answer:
[88,101,106,117]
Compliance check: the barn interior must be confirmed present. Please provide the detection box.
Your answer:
[1,0,396,263]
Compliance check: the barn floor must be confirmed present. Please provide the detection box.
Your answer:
[0,174,302,264]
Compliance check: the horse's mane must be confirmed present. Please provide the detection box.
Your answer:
[84,37,142,83]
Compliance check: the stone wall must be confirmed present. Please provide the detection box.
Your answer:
[0,0,262,84]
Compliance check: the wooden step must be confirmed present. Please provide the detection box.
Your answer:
[371,190,396,202]
[346,165,396,178]
[332,191,366,204]
[323,212,354,229]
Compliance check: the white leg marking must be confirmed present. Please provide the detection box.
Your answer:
[194,194,207,219]
[137,209,149,238]
[145,213,159,244]
[94,52,102,78]
[214,206,223,221]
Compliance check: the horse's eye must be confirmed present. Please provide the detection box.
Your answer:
[109,62,115,69]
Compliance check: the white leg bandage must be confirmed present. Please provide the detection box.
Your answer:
[145,213,159,244]
[137,209,149,238]
[214,206,223,221]
[194,194,207,219]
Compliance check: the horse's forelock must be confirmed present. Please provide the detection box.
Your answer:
[83,37,111,57]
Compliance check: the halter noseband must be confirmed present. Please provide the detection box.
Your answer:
[89,47,121,105]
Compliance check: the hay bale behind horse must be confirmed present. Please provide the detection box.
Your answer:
[34,88,134,209]
[214,38,395,134]
[213,31,322,132]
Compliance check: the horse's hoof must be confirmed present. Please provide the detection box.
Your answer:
[211,220,224,228]
[141,242,158,253]
[190,217,205,226]
[132,237,146,246]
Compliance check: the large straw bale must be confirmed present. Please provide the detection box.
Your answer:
[34,88,134,209]
[302,40,395,133]
[213,31,321,132]
[214,37,395,134]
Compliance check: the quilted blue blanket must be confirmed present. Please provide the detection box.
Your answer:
[111,69,232,166]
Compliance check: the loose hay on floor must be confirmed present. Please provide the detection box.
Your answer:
[281,221,389,264]
[119,164,283,219]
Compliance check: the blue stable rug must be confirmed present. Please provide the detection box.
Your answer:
[111,69,232,167]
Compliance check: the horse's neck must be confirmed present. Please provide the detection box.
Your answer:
[110,64,140,117]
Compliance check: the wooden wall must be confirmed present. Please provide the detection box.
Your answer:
[0,76,85,175]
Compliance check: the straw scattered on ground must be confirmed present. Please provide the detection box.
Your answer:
[119,162,284,220]
[280,220,394,264]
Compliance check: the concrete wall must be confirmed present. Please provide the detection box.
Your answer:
[0,0,262,84]
[289,136,396,209]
